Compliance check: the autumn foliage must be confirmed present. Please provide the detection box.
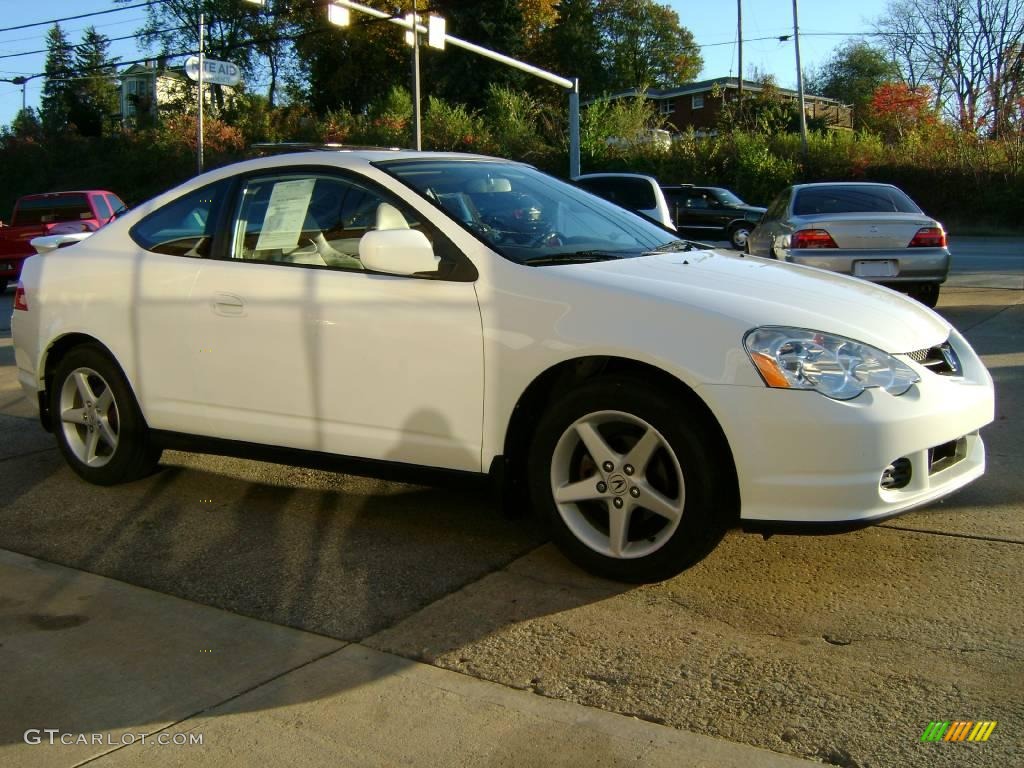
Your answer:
[869,83,937,140]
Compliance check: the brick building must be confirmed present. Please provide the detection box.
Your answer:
[605,77,853,134]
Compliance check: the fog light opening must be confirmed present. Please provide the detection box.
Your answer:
[881,458,912,490]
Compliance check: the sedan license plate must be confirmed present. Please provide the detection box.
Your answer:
[854,260,897,278]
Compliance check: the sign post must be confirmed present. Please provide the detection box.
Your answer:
[197,13,204,174]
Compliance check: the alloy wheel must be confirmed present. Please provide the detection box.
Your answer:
[550,410,685,559]
[59,367,120,468]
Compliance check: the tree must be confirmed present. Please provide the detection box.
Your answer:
[520,0,560,53]
[427,0,528,107]
[807,41,900,128]
[289,0,408,115]
[868,81,937,140]
[40,24,76,134]
[595,0,702,91]
[875,0,1024,135]
[117,0,287,109]
[535,0,608,97]
[70,27,120,136]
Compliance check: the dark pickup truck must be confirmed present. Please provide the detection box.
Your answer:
[0,190,124,292]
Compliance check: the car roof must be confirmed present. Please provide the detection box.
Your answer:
[791,182,899,191]
[19,190,117,199]
[191,149,521,184]
[573,172,659,183]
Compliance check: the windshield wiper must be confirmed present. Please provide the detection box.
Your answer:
[644,239,704,254]
[522,251,624,266]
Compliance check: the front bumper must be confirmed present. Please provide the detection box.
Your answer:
[781,246,950,284]
[701,332,994,524]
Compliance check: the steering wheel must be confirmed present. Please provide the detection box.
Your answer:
[529,230,564,248]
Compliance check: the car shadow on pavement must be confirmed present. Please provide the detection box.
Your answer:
[0,409,636,751]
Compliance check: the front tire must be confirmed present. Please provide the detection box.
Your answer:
[51,344,162,485]
[527,376,727,582]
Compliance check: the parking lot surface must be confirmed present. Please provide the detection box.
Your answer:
[1,259,1021,767]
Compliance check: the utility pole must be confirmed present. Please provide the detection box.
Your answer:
[197,12,205,174]
[792,0,808,157]
[737,0,743,102]
[411,0,421,150]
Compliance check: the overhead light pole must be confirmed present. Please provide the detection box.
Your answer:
[410,0,422,150]
[330,0,581,177]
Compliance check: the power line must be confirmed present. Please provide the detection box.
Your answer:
[0,26,190,62]
[0,15,150,48]
[0,1,160,35]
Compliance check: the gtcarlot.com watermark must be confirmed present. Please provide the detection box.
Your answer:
[24,729,203,747]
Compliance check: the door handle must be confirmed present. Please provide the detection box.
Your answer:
[213,292,245,317]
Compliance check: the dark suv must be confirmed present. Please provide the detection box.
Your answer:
[660,185,766,250]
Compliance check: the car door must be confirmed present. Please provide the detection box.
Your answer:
[675,189,719,233]
[129,178,232,430]
[186,168,485,472]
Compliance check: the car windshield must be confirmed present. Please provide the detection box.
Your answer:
[376,159,678,264]
[793,185,922,216]
[712,188,745,206]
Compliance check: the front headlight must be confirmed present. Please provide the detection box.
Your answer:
[744,327,920,400]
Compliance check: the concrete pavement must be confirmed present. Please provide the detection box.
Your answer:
[1,281,1020,768]
[0,549,817,768]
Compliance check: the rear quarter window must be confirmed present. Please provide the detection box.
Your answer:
[130,180,229,257]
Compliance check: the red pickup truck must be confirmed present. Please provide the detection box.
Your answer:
[0,190,125,293]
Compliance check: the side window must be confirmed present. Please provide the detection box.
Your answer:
[230,172,468,278]
[92,195,112,221]
[131,180,228,257]
[107,194,126,215]
[685,190,711,209]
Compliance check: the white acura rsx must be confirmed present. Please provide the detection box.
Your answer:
[11,150,994,581]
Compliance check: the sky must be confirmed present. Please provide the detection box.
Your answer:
[0,0,892,127]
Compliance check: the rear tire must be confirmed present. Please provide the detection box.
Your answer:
[527,375,727,582]
[909,283,940,309]
[729,223,752,251]
[51,344,162,485]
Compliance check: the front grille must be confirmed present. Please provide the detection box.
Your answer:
[929,437,967,474]
[905,342,961,376]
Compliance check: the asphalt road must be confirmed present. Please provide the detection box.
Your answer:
[1,257,1021,767]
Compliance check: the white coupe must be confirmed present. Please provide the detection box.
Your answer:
[11,150,995,581]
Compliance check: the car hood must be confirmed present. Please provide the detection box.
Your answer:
[739,204,767,215]
[564,248,950,353]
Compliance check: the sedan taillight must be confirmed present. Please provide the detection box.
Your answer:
[908,227,946,248]
[791,229,838,249]
[13,282,28,311]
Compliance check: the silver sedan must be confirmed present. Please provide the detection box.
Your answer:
[747,182,950,307]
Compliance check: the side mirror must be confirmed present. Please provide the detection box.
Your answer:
[359,228,440,276]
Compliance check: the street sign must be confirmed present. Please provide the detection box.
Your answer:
[184,56,242,87]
